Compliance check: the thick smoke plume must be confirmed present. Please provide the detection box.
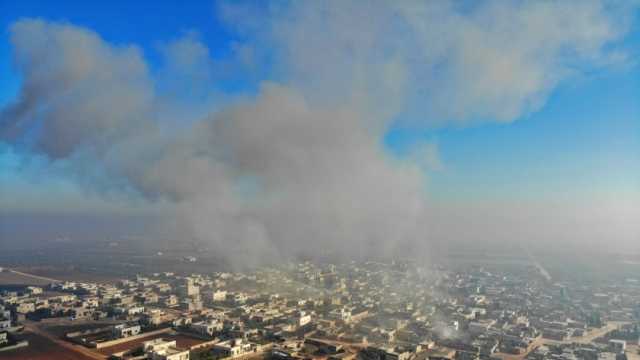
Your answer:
[1,1,635,265]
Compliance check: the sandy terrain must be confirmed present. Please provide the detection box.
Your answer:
[0,332,99,360]
[0,270,55,286]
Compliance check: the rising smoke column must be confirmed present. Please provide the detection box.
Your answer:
[1,1,635,265]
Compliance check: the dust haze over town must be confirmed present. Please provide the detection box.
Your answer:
[0,1,639,360]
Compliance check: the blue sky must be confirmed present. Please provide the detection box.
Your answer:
[0,1,638,253]
[387,67,640,202]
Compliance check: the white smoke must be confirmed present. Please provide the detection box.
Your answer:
[1,0,636,265]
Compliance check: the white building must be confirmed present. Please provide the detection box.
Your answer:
[609,339,626,354]
[70,307,93,321]
[329,307,351,322]
[15,302,35,314]
[212,290,228,302]
[164,295,179,307]
[26,286,43,295]
[599,353,617,360]
[144,338,190,360]
[113,323,141,338]
[179,278,200,297]
[191,319,224,336]
[173,316,193,327]
[114,305,145,316]
[213,338,260,358]
[81,297,99,308]
[297,312,312,327]
[232,293,248,304]
[286,311,311,330]
[142,309,170,326]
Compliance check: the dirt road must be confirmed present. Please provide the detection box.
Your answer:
[8,268,60,283]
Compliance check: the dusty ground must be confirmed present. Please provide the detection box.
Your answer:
[0,332,99,360]
[626,344,640,360]
[0,270,54,286]
[12,266,120,283]
[96,332,207,356]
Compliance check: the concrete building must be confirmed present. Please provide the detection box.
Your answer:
[212,290,228,302]
[70,307,93,320]
[181,298,203,312]
[15,302,35,314]
[213,338,259,358]
[164,295,179,307]
[1,307,10,320]
[609,339,626,354]
[142,309,172,326]
[191,319,224,336]
[113,323,141,338]
[144,338,190,360]
[179,278,200,298]
[26,286,43,295]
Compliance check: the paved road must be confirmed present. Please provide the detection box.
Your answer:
[569,322,620,344]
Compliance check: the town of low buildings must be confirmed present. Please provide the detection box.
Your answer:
[1,260,639,360]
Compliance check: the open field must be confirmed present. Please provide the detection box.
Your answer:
[96,332,207,356]
[0,270,55,286]
[0,332,99,360]
[0,244,228,283]
[11,266,120,283]
[626,344,640,360]
[37,318,121,338]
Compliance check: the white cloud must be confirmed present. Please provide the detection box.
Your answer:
[221,0,635,124]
